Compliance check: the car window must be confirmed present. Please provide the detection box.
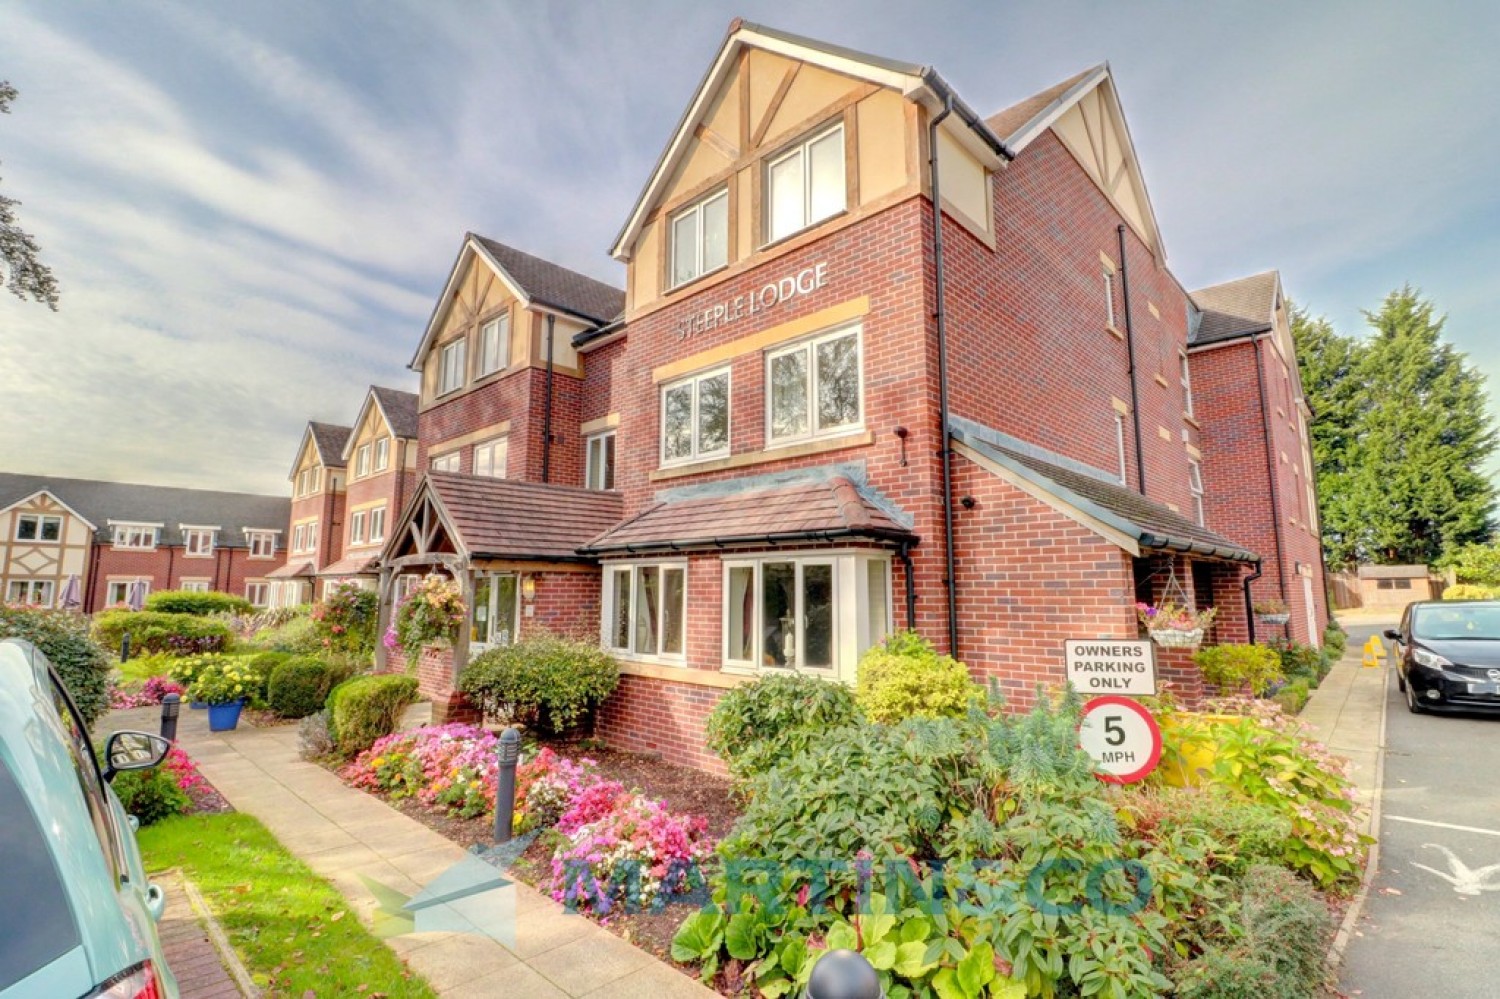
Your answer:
[51,674,125,879]
[1412,604,1500,641]
[0,756,83,990]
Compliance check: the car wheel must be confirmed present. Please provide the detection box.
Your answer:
[1397,669,1406,693]
[1406,676,1425,714]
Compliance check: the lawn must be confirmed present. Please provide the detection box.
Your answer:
[138,813,436,998]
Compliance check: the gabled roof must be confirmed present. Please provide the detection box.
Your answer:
[410,234,625,370]
[949,419,1258,564]
[581,474,912,554]
[610,18,1011,261]
[1188,271,1280,346]
[0,473,289,550]
[983,63,1165,259]
[342,386,419,461]
[288,421,352,480]
[397,473,625,563]
[0,488,97,530]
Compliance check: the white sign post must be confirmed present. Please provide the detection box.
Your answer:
[1064,639,1157,696]
[1078,696,1162,784]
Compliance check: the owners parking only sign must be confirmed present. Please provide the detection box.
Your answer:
[1064,639,1157,695]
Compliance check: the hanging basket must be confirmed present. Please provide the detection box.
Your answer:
[1150,627,1205,649]
[1256,613,1291,626]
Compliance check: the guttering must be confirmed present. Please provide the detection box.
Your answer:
[918,69,1016,162]
[929,91,960,657]
[541,314,556,483]
[1252,336,1290,619]
[578,525,915,558]
[1117,224,1146,495]
[1243,559,1264,645]
[574,317,626,353]
[1138,533,1258,565]
[899,539,918,630]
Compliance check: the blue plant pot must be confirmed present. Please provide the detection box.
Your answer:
[190,701,208,710]
[207,699,245,732]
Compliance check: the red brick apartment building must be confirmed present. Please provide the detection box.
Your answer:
[310,21,1328,769]
[0,473,288,611]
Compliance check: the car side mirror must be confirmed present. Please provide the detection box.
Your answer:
[103,730,172,782]
[1382,629,1401,641]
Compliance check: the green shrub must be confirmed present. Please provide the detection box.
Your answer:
[458,632,618,733]
[1273,679,1311,714]
[1439,542,1500,587]
[854,630,984,723]
[311,583,379,658]
[246,611,321,654]
[241,651,291,708]
[705,671,862,779]
[1443,583,1500,601]
[113,766,191,826]
[1177,865,1331,999]
[267,656,347,719]
[327,674,419,754]
[0,606,113,726]
[1150,787,1293,880]
[92,610,232,658]
[1323,620,1347,657]
[1193,643,1283,696]
[1272,640,1326,686]
[145,590,253,616]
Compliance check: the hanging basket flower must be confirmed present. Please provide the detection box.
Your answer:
[1150,627,1206,649]
[1253,598,1291,625]
[1257,613,1291,626]
[394,575,466,666]
[1137,601,1216,650]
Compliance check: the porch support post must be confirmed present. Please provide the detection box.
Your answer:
[452,560,474,689]
[374,563,394,672]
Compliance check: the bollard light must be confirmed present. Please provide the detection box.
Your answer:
[120,634,131,664]
[160,693,181,742]
[806,949,881,999]
[493,727,521,844]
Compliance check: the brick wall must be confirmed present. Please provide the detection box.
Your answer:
[594,674,729,774]
[86,543,284,611]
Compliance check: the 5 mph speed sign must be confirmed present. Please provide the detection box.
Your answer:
[1078,696,1162,784]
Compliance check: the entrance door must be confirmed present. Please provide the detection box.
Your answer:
[1303,575,1320,647]
[470,573,520,651]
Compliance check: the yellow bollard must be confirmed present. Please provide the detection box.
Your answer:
[1362,635,1384,668]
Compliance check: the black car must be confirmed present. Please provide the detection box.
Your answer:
[1385,601,1500,714]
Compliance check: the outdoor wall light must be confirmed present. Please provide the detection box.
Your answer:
[893,426,909,467]
[521,576,537,602]
[961,495,977,510]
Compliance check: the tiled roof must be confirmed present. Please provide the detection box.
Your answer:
[371,386,419,439]
[984,66,1098,144]
[581,476,912,554]
[472,235,625,325]
[267,561,316,579]
[950,423,1259,563]
[0,472,289,550]
[1189,272,1278,346]
[321,553,380,577]
[426,472,624,562]
[309,422,352,467]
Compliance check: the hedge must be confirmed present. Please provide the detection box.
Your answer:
[0,606,114,726]
[328,674,420,754]
[92,610,233,658]
[144,590,254,616]
[459,632,619,733]
[267,656,353,719]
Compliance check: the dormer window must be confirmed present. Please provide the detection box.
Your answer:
[183,528,216,557]
[477,315,510,377]
[112,523,159,550]
[670,189,729,289]
[438,338,467,396]
[766,123,845,244]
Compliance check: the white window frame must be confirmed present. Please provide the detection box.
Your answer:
[110,522,159,551]
[765,123,846,244]
[295,467,319,498]
[374,437,390,471]
[247,531,278,559]
[5,578,54,607]
[1188,459,1206,527]
[477,314,511,378]
[765,323,864,447]
[15,513,63,543]
[1180,352,1194,418]
[292,524,306,553]
[355,443,371,478]
[105,580,150,606]
[660,367,731,466]
[1104,269,1117,329]
[474,437,508,478]
[180,579,210,594]
[601,561,688,663]
[246,582,269,607]
[438,338,467,396]
[470,571,523,651]
[431,451,460,473]
[720,551,893,679]
[669,188,729,289]
[1114,412,1129,486]
[369,506,387,544]
[349,510,367,545]
[182,527,216,557]
[306,521,320,552]
[585,430,616,491]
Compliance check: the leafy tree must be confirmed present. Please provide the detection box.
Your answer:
[1436,540,1500,586]
[1342,288,1496,564]
[0,81,60,309]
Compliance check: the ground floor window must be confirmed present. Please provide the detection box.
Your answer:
[471,573,520,649]
[603,562,686,661]
[5,578,54,607]
[722,552,891,676]
[181,579,210,593]
[245,582,269,607]
[105,580,150,606]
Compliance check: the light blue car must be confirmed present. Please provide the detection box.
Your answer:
[0,638,180,998]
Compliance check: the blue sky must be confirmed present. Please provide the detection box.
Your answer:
[2,0,1497,494]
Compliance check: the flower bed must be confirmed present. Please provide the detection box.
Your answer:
[110,674,185,710]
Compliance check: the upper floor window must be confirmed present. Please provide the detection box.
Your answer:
[1104,268,1117,329]
[349,510,367,545]
[374,437,390,471]
[6,579,54,607]
[475,437,508,478]
[1180,352,1194,418]
[585,431,616,491]
[295,467,318,497]
[1188,459,1206,527]
[369,506,387,544]
[670,189,729,289]
[662,368,730,465]
[306,521,320,552]
[183,528,216,557]
[439,338,467,396]
[767,324,862,445]
[431,451,460,473]
[16,514,61,543]
[112,523,158,550]
[604,563,686,661]
[180,580,210,593]
[293,522,319,553]
[477,315,510,378]
[355,443,372,478]
[1114,412,1128,486]
[766,124,845,244]
[247,531,277,558]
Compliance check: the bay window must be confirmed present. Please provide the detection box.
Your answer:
[767,324,862,445]
[603,562,686,660]
[438,338,467,395]
[766,123,845,243]
[661,368,729,464]
[670,188,729,288]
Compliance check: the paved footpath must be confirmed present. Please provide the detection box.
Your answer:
[118,705,715,999]
[155,868,253,998]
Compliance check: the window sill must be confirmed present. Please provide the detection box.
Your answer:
[112,546,157,553]
[765,427,865,453]
[658,451,732,473]
[616,659,750,689]
[1106,324,1125,341]
[665,262,730,298]
[16,539,61,546]
[1153,373,1169,388]
[611,651,689,669]
[183,554,214,559]
[1182,412,1200,429]
[649,430,874,481]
